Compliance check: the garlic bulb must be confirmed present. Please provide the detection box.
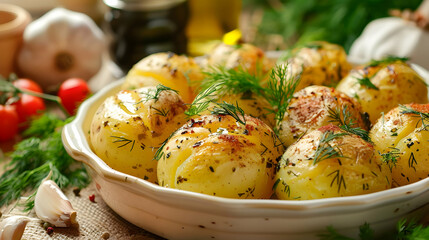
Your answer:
[34,179,77,227]
[0,216,30,240]
[17,8,105,92]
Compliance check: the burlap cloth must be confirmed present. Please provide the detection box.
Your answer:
[0,182,165,240]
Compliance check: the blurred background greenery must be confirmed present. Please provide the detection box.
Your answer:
[241,0,422,52]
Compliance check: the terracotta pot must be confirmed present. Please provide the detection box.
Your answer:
[0,4,31,78]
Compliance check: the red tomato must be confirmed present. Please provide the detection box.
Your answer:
[58,78,90,115]
[15,94,46,128]
[13,78,43,93]
[0,105,19,141]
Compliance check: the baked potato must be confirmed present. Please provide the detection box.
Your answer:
[370,103,429,187]
[280,41,351,92]
[277,86,369,147]
[122,52,204,103]
[336,59,428,123]
[157,114,283,199]
[90,86,188,183]
[275,125,391,200]
[201,43,273,75]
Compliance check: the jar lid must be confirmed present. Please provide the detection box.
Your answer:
[103,0,186,11]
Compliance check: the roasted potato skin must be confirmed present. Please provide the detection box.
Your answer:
[278,86,368,147]
[336,62,428,123]
[90,87,187,183]
[275,125,391,200]
[157,114,283,199]
[370,104,429,187]
[282,41,351,92]
[202,43,272,74]
[122,52,204,103]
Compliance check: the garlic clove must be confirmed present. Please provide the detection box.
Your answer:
[34,179,77,227]
[0,216,30,240]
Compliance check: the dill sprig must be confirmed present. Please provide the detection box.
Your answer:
[211,101,246,125]
[354,75,379,90]
[138,84,178,103]
[379,147,400,172]
[0,113,90,210]
[185,82,223,117]
[312,131,348,165]
[399,105,429,131]
[265,64,301,123]
[367,56,409,67]
[201,66,265,96]
[328,106,371,142]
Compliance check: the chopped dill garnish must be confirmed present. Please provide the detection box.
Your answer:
[139,84,178,103]
[201,66,265,96]
[367,56,409,67]
[211,101,246,125]
[399,105,429,131]
[355,75,379,90]
[312,131,348,165]
[328,106,372,143]
[265,64,301,123]
[379,147,400,171]
[0,114,90,210]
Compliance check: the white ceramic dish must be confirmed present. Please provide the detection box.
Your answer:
[62,64,429,240]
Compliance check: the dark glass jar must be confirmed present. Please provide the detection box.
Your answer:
[103,0,189,73]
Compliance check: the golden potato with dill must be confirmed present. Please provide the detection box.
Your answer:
[122,52,204,103]
[275,125,391,200]
[336,58,428,124]
[157,114,283,199]
[90,85,187,183]
[277,85,369,147]
[370,104,429,187]
[280,41,351,92]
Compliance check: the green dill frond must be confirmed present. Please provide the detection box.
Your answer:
[265,64,301,123]
[312,131,349,165]
[153,128,179,161]
[354,75,379,90]
[211,101,246,125]
[0,114,90,210]
[399,105,429,131]
[367,56,409,67]
[138,84,178,103]
[185,82,224,117]
[201,66,264,96]
[328,106,372,142]
[379,147,400,172]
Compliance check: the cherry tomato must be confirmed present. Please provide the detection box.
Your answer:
[58,78,90,115]
[15,94,46,128]
[0,105,19,141]
[13,78,43,93]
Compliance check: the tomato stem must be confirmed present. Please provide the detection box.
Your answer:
[20,89,70,118]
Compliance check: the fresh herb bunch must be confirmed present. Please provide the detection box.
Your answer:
[318,219,429,240]
[246,0,421,51]
[0,113,90,210]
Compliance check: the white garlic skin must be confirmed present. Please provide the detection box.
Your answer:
[34,179,77,227]
[0,216,30,240]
